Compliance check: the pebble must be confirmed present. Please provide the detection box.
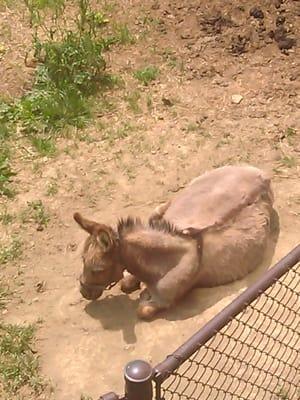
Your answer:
[249,7,264,19]
[231,94,244,104]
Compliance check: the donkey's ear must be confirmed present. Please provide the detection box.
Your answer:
[96,231,113,252]
[73,212,99,235]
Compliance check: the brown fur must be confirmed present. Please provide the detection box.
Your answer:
[74,165,277,320]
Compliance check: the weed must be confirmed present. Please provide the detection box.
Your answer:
[30,136,56,156]
[0,323,44,393]
[185,122,200,132]
[277,387,289,399]
[280,155,297,168]
[20,200,50,228]
[133,66,159,85]
[102,122,136,143]
[0,208,14,225]
[125,91,142,114]
[0,237,22,265]
[46,180,58,196]
[146,94,153,111]
[112,23,135,45]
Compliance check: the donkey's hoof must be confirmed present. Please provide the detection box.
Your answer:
[137,303,162,321]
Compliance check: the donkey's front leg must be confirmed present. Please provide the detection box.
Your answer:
[138,245,199,320]
[120,272,141,294]
[137,286,169,321]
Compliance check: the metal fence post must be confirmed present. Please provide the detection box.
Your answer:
[124,360,153,400]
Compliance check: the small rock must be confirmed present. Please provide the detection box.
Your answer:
[180,31,193,39]
[36,281,46,293]
[162,97,173,106]
[37,224,44,232]
[248,110,266,119]
[231,94,244,104]
[276,15,286,26]
[67,242,78,252]
[32,297,39,303]
[278,37,296,50]
[249,7,264,19]
[2,309,8,315]
[124,344,135,351]
[289,73,298,81]
[274,0,282,9]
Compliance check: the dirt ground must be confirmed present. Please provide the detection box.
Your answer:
[1,0,300,399]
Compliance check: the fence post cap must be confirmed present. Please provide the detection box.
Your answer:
[124,360,153,383]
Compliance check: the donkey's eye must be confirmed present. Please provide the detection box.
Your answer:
[92,265,105,274]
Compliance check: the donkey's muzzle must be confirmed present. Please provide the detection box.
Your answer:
[79,277,104,300]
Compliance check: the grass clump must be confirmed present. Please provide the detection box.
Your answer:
[0,323,44,394]
[133,66,159,85]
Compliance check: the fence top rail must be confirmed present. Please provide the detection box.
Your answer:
[154,244,300,383]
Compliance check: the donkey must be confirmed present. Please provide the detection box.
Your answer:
[74,165,276,320]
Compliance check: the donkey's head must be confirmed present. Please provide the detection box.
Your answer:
[73,213,123,300]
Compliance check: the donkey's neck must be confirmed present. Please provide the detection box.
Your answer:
[119,228,191,283]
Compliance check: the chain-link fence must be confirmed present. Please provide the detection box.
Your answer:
[156,261,299,400]
[100,245,300,400]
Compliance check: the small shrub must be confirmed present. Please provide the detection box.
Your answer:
[0,0,116,140]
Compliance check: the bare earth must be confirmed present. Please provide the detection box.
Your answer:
[1,0,299,399]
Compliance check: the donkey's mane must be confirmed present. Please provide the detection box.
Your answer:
[117,216,185,238]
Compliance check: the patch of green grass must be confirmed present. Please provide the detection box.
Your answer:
[102,122,136,143]
[285,127,297,138]
[125,91,142,114]
[280,155,297,168]
[0,323,44,394]
[0,237,22,265]
[0,147,15,198]
[20,200,50,228]
[0,285,10,309]
[30,136,56,156]
[133,66,159,86]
